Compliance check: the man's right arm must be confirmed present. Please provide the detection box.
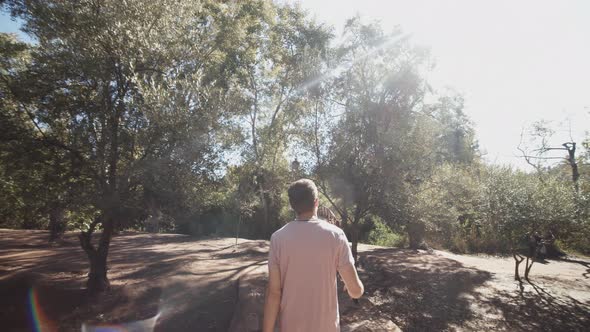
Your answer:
[263,234,281,332]
[263,263,281,332]
[336,232,364,299]
[339,263,364,298]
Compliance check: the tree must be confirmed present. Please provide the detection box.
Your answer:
[227,3,332,237]
[412,163,482,251]
[2,0,269,292]
[518,121,581,192]
[517,120,588,255]
[300,18,422,258]
[0,32,84,238]
[0,32,40,229]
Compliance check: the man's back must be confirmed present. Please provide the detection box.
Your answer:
[268,218,355,332]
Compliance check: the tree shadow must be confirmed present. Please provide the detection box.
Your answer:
[477,280,590,331]
[344,248,590,332]
[560,257,590,279]
[6,230,588,331]
[339,247,493,331]
[0,230,269,332]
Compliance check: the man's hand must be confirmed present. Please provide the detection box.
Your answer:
[339,264,364,299]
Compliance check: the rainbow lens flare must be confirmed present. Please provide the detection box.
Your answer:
[28,287,57,332]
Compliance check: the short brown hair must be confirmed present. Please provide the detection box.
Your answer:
[288,179,318,214]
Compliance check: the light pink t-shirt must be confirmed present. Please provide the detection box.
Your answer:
[268,218,355,332]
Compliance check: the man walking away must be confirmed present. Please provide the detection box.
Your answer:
[263,179,364,332]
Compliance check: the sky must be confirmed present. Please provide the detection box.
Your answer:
[290,0,590,169]
[0,12,33,43]
[2,2,589,169]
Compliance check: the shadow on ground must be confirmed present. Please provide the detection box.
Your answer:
[340,247,590,332]
[560,257,590,279]
[340,248,492,331]
[478,279,590,331]
[2,230,589,332]
[0,230,268,332]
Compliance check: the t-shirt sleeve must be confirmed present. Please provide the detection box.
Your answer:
[336,231,355,271]
[268,233,280,270]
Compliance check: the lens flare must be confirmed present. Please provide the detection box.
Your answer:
[28,287,57,332]
[296,33,409,94]
[81,313,160,332]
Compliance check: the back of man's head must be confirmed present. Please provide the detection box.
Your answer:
[288,179,318,215]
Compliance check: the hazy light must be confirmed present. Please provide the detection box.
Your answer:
[297,33,409,93]
[292,0,590,169]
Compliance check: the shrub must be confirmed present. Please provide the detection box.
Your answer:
[366,219,407,248]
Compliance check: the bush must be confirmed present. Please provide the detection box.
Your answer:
[366,219,407,248]
[414,163,582,255]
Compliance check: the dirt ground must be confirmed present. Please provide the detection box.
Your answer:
[342,248,590,331]
[1,229,589,332]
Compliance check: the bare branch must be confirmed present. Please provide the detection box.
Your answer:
[533,147,566,152]
[523,156,565,160]
[325,97,346,107]
[517,128,542,172]
[314,179,353,225]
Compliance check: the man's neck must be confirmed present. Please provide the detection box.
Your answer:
[295,211,316,221]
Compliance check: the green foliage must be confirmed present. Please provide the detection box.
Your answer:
[412,163,481,250]
[414,162,585,254]
[295,17,480,253]
[1,0,276,233]
[366,218,407,248]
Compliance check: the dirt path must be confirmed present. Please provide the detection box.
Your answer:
[340,247,590,331]
[436,250,590,301]
[0,229,268,331]
[1,229,589,331]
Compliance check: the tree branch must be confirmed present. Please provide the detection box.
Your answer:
[523,156,565,160]
[314,179,352,225]
[78,214,103,255]
[517,128,543,172]
[22,104,101,180]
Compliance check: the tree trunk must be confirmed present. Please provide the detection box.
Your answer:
[146,199,161,233]
[79,212,116,294]
[408,220,427,250]
[48,205,66,242]
[351,224,359,266]
[87,250,110,292]
[349,205,363,266]
[254,171,270,236]
[564,142,579,194]
[513,253,524,281]
[525,254,536,280]
[22,208,36,229]
[259,190,269,227]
